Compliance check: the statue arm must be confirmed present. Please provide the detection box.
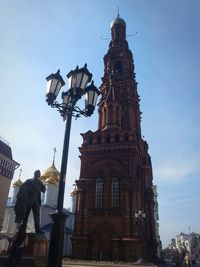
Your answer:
[39,180,46,193]
[41,183,46,193]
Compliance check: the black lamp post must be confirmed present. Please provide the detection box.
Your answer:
[45,64,100,267]
[135,209,146,264]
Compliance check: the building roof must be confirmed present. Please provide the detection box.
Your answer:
[110,15,126,28]
[0,139,12,159]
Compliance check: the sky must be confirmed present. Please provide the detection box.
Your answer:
[0,0,200,248]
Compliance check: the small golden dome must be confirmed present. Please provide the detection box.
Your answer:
[45,176,58,185]
[13,179,23,187]
[70,187,78,196]
[41,161,60,182]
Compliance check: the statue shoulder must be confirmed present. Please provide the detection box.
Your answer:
[22,178,34,186]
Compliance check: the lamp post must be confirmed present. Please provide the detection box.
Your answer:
[135,209,146,264]
[45,64,100,267]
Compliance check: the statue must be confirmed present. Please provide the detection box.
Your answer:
[14,170,46,233]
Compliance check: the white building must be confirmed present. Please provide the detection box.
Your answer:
[0,138,19,230]
[175,232,200,254]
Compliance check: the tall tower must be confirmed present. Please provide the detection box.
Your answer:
[72,16,157,262]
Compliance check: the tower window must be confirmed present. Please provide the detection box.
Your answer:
[106,135,110,143]
[89,136,93,144]
[111,178,120,208]
[125,134,129,141]
[95,179,103,208]
[97,135,101,144]
[115,134,120,142]
[114,61,123,74]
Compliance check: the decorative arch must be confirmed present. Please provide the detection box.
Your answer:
[89,223,121,260]
[114,60,123,74]
[85,159,128,179]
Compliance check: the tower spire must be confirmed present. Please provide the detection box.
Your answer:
[117,6,120,18]
[53,147,57,164]
[18,168,22,179]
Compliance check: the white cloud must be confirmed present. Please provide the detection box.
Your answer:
[154,157,200,183]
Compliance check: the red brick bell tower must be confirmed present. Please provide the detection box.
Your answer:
[72,15,157,262]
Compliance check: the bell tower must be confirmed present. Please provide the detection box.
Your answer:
[98,15,141,137]
[72,16,157,262]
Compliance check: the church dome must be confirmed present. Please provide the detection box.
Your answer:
[45,176,58,185]
[110,16,126,28]
[13,178,23,187]
[41,161,60,183]
[70,187,78,196]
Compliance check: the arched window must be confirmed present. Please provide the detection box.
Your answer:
[111,178,120,208]
[114,61,123,74]
[97,135,101,144]
[115,134,120,142]
[89,136,93,144]
[95,179,103,208]
[106,135,110,143]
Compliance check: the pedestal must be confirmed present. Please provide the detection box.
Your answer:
[0,233,48,267]
[22,233,48,267]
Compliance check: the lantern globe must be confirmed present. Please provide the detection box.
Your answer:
[62,91,72,107]
[46,69,65,105]
[67,64,92,94]
[84,81,100,116]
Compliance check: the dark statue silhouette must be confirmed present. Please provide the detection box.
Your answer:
[14,169,46,233]
[4,170,46,267]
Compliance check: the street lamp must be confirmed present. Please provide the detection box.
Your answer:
[135,209,146,264]
[45,64,100,267]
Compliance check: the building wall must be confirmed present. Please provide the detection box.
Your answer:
[0,175,11,229]
[0,139,19,230]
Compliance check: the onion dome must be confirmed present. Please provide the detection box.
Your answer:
[13,169,23,187]
[41,160,60,183]
[45,176,58,185]
[110,15,126,28]
[70,187,78,196]
[13,178,23,187]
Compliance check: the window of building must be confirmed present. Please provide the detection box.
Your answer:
[114,61,123,74]
[97,135,101,144]
[95,179,103,208]
[111,178,120,208]
[115,134,120,142]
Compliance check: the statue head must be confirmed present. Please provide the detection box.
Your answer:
[34,170,41,179]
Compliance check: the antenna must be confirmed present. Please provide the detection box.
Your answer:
[100,32,138,41]
[117,6,120,18]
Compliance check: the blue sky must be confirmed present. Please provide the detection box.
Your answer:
[0,0,200,248]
